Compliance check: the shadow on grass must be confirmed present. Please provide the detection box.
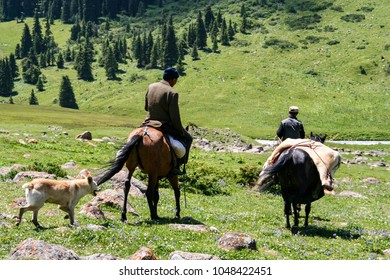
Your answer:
[296,225,361,239]
[130,216,204,227]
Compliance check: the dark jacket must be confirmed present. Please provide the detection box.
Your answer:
[276,115,305,141]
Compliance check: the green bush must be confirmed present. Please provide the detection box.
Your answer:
[285,13,322,30]
[263,38,298,50]
[27,162,67,178]
[341,14,365,23]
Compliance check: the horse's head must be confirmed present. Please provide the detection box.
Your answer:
[310,132,326,143]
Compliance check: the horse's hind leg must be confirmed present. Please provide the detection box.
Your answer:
[304,203,311,227]
[284,201,292,229]
[146,175,159,220]
[121,179,131,222]
[292,203,300,228]
[168,175,180,219]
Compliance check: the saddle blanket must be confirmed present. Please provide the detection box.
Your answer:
[263,138,341,190]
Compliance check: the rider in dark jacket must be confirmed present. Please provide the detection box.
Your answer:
[276,106,305,141]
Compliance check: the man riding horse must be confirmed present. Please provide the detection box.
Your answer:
[142,67,192,175]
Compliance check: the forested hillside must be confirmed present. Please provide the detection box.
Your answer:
[0,0,389,139]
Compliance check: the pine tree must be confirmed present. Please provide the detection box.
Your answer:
[187,23,196,47]
[212,35,219,53]
[191,44,199,61]
[149,35,161,69]
[228,19,235,40]
[2,0,22,20]
[21,57,41,84]
[176,57,185,76]
[204,5,215,32]
[220,18,230,46]
[196,11,207,50]
[132,34,143,67]
[104,46,118,80]
[57,52,64,68]
[0,58,14,97]
[240,4,249,34]
[15,44,21,59]
[74,38,94,81]
[9,53,19,79]
[162,17,179,68]
[36,76,45,91]
[20,24,33,58]
[61,0,71,23]
[59,75,78,109]
[32,9,44,54]
[70,21,81,41]
[29,89,39,105]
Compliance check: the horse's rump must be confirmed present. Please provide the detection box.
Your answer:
[263,138,340,190]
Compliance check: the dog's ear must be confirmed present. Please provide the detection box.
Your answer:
[87,176,93,184]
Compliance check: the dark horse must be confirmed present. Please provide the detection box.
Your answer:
[255,133,332,233]
[96,126,181,221]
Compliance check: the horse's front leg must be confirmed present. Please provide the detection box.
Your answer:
[121,179,131,222]
[168,175,180,219]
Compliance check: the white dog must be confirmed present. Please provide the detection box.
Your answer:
[16,170,99,228]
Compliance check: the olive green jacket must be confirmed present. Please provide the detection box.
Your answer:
[142,80,185,136]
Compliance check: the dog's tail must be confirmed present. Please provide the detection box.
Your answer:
[22,182,34,190]
[96,134,142,186]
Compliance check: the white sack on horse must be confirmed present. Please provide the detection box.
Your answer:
[168,135,186,158]
[261,138,341,191]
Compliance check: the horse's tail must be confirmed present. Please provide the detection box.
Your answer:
[253,149,294,192]
[96,134,142,186]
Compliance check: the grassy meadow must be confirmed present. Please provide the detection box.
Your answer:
[0,106,389,260]
[0,0,389,261]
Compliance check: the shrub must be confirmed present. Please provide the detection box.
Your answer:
[28,162,67,178]
[341,14,365,23]
[327,40,340,45]
[263,39,298,50]
[285,13,322,30]
[236,165,261,186]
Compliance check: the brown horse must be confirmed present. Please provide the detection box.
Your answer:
[96,126,180,222]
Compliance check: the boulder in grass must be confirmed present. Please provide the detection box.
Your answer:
[217,231,257,251]
[9,238,79,260]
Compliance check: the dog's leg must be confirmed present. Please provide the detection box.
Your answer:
[16,207,27,226]
[59,205,70,219]
[68,207,75,226]
[32,210,42,228]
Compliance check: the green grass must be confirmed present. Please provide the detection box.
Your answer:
[0,111,389,260]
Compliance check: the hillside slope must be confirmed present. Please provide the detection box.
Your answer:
[0,0,389,140]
